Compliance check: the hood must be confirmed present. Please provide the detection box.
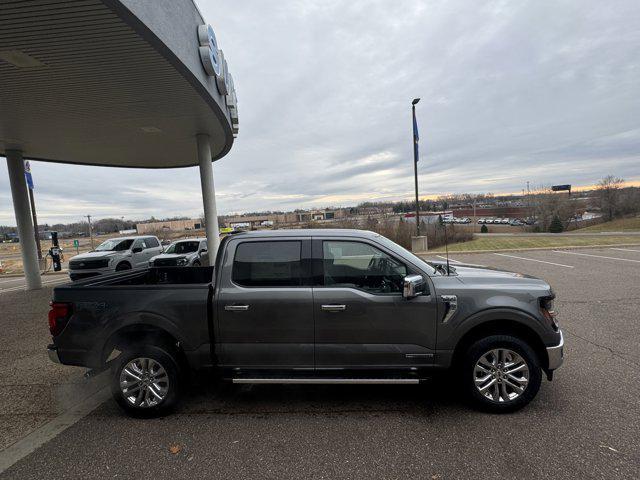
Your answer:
[70,251,120,260]
[429,261,549,288]
[150,253,192,261]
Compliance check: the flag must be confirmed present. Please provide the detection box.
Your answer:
[412,111,419,162]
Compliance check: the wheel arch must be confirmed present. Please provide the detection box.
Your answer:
[101,323,189,372]
[451,319,548,371]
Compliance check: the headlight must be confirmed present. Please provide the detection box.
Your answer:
[176,257,188,266]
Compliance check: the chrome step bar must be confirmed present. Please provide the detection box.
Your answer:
[232,378,420,385]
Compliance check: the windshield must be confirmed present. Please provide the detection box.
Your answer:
[94,239,134,252]
[165,241,199,254]
[374,235,437,275]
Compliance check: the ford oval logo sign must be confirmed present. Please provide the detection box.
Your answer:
[198,24,227,95]
[198,24,238,135]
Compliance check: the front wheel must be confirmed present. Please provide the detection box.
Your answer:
[463,335,541,413]
[110,344,180,417]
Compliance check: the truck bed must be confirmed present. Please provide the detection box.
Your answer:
[51,266,215,369]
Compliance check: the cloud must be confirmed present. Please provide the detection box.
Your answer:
[1,0,639,224]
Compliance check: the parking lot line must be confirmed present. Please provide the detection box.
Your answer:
[554,250,640,263]
[0,277,67,295]
[493,253,574,268]
[0,387,110,474]
[434,255,486,268]
[610,248,640,253]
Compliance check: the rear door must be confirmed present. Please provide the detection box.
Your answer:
[216,237,314,368]
[313,237,438,368]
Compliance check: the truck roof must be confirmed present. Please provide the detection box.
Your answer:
[229,229,380,239]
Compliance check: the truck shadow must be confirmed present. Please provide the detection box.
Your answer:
[175,374,468,416]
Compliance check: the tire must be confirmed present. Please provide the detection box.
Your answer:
[192,260,201,267]
[110,344,181,417]
[115,262,131,271]
[462,335,541,413]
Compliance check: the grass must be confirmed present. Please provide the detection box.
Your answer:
[572,216,640,233]
[429,235,640,253]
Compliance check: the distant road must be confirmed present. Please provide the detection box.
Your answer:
[0,275,69,295]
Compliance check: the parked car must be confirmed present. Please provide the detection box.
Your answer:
[477,218,485,224]
[67,236,163,281]
[501,218,509,224]
[48,229,563,416]
[149,238,208,267]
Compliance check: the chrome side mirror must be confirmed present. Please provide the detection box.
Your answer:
[403,274,424,299]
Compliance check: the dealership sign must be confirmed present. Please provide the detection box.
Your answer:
[198,24,238,135]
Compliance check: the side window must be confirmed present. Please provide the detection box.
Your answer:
[146,237,160,248]
[232,241,302,287]
[132,239,144,250]
[322,241,407,294]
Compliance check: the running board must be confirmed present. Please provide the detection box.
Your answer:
[232,378,420,385]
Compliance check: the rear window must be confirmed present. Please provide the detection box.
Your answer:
[232,241,302,287]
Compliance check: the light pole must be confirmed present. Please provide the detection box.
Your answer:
[412,98,421,236]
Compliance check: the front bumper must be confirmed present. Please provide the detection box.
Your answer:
[47,344,61,364]
[546,330,564,370]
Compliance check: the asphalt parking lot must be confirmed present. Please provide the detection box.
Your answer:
[0,246,638,479]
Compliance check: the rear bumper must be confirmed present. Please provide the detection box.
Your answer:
[546,330,564,370]
[47,344,61,364]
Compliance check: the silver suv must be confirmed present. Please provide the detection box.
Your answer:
[68,235,163,281]
[149,238,208,267]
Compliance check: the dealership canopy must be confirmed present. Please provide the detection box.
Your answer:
[1,0,239,289]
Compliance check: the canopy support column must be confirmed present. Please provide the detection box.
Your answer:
[6,150,42,290]
[197,134,220,259]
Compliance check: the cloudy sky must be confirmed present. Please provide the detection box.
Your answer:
[1,0,639,225]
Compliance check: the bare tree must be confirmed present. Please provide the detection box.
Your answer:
[597,175,624,221]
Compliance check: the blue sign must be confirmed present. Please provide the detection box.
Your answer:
[24,161,34,189]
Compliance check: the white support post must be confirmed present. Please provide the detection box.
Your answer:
[6,150,42,290]
[196,134,220,258]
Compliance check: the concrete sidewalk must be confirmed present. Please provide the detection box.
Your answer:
[0,287,104,451]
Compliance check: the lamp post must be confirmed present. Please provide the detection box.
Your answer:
[412,98,421,236]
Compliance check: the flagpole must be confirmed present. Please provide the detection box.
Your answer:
[412,98,421,236]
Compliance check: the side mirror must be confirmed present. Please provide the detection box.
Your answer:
[403,274,424,299]
[132,247,142,253]
[199,249,207,254]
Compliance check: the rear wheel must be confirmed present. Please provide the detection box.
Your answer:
[463,335,541,413]
[111,344,180,417]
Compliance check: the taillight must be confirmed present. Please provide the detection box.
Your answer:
[48,302,71,337]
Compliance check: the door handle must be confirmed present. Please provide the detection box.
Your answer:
[321,304,346,312]
[225,304,249,311]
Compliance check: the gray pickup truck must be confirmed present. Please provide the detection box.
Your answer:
[47,229,563,416]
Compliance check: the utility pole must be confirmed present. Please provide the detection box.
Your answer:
[473,197,477,233]
[86,215,94,249]
[412,98,421,236]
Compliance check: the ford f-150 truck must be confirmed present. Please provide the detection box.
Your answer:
[47,229,563,416]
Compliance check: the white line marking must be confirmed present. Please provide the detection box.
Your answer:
[435,255,486,268]
[436,255,461,263]
[553,250,640,263]
[0,278,22,285]
[0,277,68,294]
[610,248,640,253]
[493,253,574,268]
[0,387,110,473]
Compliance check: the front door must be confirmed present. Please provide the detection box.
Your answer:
[217,238,314,368]
[313,239,438,368]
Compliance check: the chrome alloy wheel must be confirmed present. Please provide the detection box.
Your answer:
[119,357,169,408]
[474,348,529,402]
